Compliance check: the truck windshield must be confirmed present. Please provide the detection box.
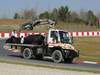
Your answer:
[59,31,72,44]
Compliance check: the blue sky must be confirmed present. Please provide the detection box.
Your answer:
[0,0,100,18]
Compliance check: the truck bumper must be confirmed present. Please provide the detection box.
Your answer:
[64,49,79,59]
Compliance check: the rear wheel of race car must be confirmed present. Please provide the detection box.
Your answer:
[52,50,63,63]
[22,48,33,59]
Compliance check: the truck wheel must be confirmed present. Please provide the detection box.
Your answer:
[22,48,33,59]
[52,50,63,63]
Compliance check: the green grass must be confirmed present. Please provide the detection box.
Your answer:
[74,37,100,61]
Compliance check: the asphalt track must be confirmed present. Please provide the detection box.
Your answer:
[0,39,100,73]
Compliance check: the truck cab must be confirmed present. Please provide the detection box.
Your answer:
[48,29,73,44]
[45,29,79,63]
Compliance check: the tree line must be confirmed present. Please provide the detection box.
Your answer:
[13,5,100,27]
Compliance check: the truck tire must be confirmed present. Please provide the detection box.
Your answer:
[22,48,33,59]
[52,50,63,63]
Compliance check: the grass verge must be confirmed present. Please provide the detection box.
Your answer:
[74,37,100,61]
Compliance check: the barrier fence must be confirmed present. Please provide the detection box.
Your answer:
[0,32,100,39]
